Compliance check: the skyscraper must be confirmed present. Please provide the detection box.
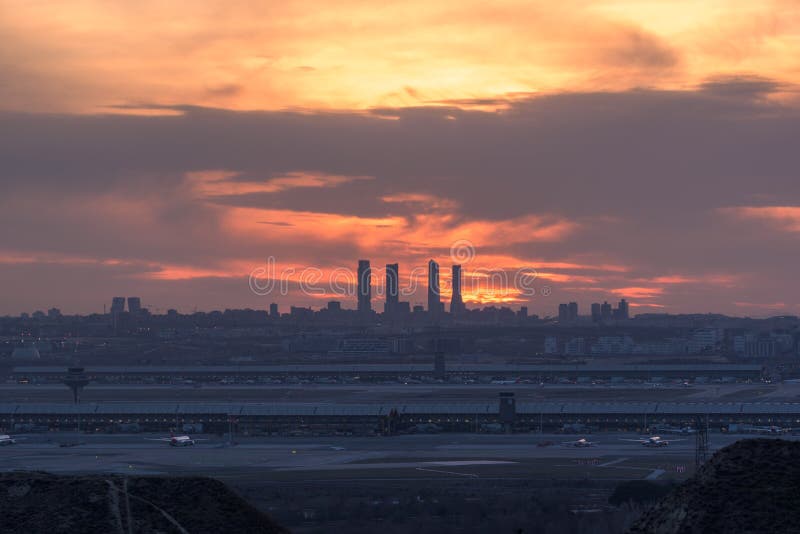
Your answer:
[591,302,602,322]
[601,301,612,320]
[427,259,440,315]
[357,259,372,314]
[110,297,125,314]
[616,298,630,320]
[127,297,142,314]
[269,302,279,318]
[568,301,578,320]
[385,263,399,314]
[450,264,464,315]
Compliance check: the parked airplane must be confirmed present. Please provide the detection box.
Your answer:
[147,435,207,447]
[0,434,25,446]
[622,436,685,447]
[562,438,597,448]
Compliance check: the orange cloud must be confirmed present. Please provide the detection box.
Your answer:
[2,1,798,113]
[219,206,579,272]
[720,206,800,233]
[610,286,664,299]
[647,274,738,286]
[188,170,372,197]
[381,193,459,211]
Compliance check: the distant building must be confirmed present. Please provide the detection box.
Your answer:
[558,302,578,322]
[613,299,629,320]
[591,335,635,354]
[564,337,586,356]
[544,336,559,354]
[47,308,61,319]
[110,297,125,314]
[391,337,414,354]
[739,334,777,358]
[385,263,399,314]
[750,338,777,358]
[357,259,372,314]
[688,328,722,354]
[127,297,142,314]
[600,301,613,321]
[733,335,747,355]
[290,306,313,321]
[327,301,341,312]
[269,303,279,318]
[427,259,440,316]
[591,303,601,322]
[450,264,465,315]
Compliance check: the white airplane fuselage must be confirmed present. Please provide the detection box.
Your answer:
[0,435,17,446]
[169,436,195,446]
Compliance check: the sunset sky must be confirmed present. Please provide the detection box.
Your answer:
[2,0,800,315]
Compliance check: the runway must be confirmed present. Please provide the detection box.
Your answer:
[2,431,788,482]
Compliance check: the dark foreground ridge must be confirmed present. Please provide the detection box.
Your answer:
[629,438,800,534]
[0,472,288,534]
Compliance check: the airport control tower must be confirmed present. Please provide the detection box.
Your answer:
[63,367,90,404]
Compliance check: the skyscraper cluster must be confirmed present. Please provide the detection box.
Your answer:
[591,299,629,322]
[109,296,142,315]
[357,258,464,322]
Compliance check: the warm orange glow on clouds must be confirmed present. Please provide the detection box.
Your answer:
[610,286,665,299]
[211,180,579,259]
[720,206,800,233]
[188,170,373,197]
[2,0,799,113]
[3,2,800,316]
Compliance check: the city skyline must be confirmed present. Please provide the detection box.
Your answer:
[2,4,798,531]
[3,249,796,318]
[3,2,800,316]
[9,253,637,317]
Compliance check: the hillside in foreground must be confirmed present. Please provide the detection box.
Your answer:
[629,438,800,534]
[0,471,288,533]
